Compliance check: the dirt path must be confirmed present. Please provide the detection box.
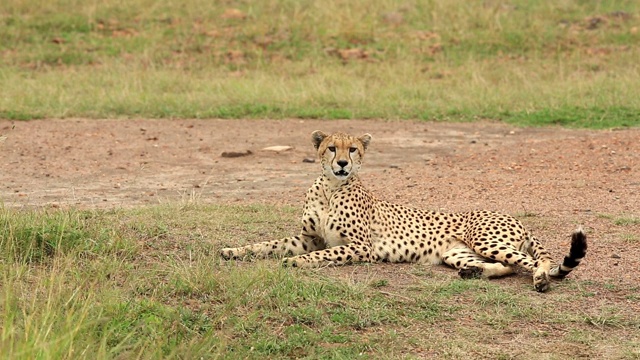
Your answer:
[1,118,639,287]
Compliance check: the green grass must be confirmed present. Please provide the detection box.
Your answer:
[597,213,640,226]
[1,0,640,127]
[2,204,640,359]
[614,216,640,226]
[621,233,640,243]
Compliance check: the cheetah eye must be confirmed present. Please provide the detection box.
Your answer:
[349,147,357,153]
[328,146,336,152]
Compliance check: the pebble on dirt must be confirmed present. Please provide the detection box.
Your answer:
[262,145,293,152]
[221,150,253,158]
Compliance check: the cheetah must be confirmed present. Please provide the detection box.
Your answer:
[220,130,587,292]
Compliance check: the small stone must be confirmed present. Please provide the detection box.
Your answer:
[262,146,293,152]
[221,150,253,158]
[611,253,621,259]
[302,158,315,163]
[221,8,246,20]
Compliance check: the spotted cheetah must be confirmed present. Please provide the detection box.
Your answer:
[220,131,587,292]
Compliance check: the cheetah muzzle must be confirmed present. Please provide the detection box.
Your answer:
[220,130,588,292]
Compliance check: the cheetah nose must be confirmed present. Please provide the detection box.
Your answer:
[337,160,348,168]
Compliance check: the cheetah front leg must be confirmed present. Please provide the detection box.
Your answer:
[220,234,325,260]
[282,241,373,268]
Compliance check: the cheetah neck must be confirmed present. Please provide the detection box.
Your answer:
[321,174,361,197]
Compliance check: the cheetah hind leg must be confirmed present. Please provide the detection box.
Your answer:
[442,247,515,279]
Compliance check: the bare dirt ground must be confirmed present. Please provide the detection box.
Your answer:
[1,118,639,292]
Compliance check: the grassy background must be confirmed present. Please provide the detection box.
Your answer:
[1,204,639,359]
[1,0,639,127]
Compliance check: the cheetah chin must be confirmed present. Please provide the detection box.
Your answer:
[220,130,587,293]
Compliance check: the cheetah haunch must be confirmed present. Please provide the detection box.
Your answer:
[221,131,587,292]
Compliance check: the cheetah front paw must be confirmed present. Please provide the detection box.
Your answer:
[282,256,318,268]
[459,266,483,279]
[533,270,551,293]
[220,248,239,260]
[282,257,301,267]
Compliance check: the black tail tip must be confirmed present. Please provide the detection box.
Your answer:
[570,227,588,258]
[550,227,588,279]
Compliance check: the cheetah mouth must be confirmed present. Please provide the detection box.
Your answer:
[334,170,349,177]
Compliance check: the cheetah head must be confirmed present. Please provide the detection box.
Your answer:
[311,130,372,181]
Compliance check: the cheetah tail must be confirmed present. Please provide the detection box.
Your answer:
[549,227,587,278]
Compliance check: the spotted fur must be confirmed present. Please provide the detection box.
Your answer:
[220,131,587,292]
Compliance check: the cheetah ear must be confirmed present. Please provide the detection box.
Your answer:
[358,133,372,150]
[311,130,328,149]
